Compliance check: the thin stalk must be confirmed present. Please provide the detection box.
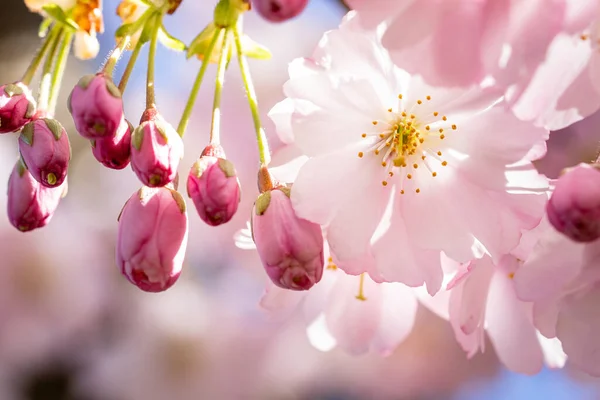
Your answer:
[21,25,60,85]
[103,36,131,78]
[48,31,73,117]
[176,28,223,137]
[37,28,63,113]
[118,36,144,93]
[209,30,229,144]
[145,13,162,109]
[232,27,270,166]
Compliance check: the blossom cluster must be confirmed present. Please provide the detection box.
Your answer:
[2,0,600,381]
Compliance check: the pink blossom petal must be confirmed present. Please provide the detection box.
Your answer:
[287,77,386,156]
[511,33,596,130]
[259,281,306,314]
[513,228,585,302]
[292,148,389,262]
[372,199,443,294]
[268,99,295,144]
[345,0,414,28]
[372,283,417,356]
[556,288,600,376]
[486,272,544,375]
[533,298,560,338]
[324,274,383,354]
[430,1,488,86]
[454,259,494,336]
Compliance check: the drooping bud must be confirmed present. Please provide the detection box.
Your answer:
[130,108,184,187]
[186,144,241,226]
[547,163,600,242]
[91,118,133,170]
[68,73,123,139]
[251,186,324,290]
[252,0,308,22]
[18,118,71,188]
[0,82,36,134]
[7,159,65,232]
[116,186,189,292]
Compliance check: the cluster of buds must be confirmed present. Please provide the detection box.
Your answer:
[0,0,102,231]
[2,0,313,294]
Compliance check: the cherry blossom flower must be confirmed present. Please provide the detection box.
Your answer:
[437,254,567,375]
[514,220,600,377]
[271,12,550,293]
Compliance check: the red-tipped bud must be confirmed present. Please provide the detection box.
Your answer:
[91,118,133,170]
[7,159,65,232]
[251,186,324,290]
[547,163,600,242]
[130,110,183,187]
[0,82,36,133]
[68,73,124,139]
[116,186,189,292]
[252,0,308,22]
[186,145,241,226]
[18,118,71,188]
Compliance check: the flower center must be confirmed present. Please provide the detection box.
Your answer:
[358,94,457,194]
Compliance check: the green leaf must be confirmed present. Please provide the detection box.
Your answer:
[38,18,52,38]
[41,4,79,31]
[241,35,272,60]
[158,26,186,52]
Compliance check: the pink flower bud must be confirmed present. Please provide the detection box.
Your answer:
[547,163,600,242]
[251,186,324,290]
[130,109,183,187]
[116,186,189,292]
[252,0,308,22]
[91,118,132,170]
[0,82,36,133]
[18,118,71,188]
[68,73,124,139]
[7,159,65,232]
[186,145,241,226]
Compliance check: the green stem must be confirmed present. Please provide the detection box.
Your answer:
[21,25,60,86]
[37,28,63,113]
[103,36,131,79]
[210,30,230,144]
[118,35,144,94]
[48,31,73,117]
[176,28,223,137]
[146,13,162,109]
[232,27,270,166]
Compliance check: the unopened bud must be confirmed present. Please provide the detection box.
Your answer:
[0,82,36,134]
[18,118,71,188]
[68,73,124,139]
[130,110,183,187]
[116,186,189,292]
[186,145,241,226]
[251,186,324,290]
[7,159,65,232]
[547,163,600,242]
[91,118,132,170]
[252,0,308,22]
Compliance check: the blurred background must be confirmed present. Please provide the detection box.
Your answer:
[0,0,599,399]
